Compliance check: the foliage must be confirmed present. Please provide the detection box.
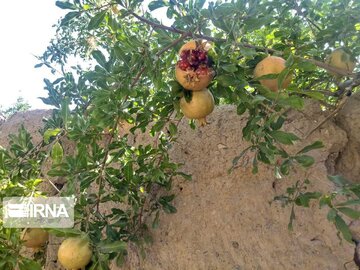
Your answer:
[0,97,31,120]
[275,175,360,243]
[0,0,360,269]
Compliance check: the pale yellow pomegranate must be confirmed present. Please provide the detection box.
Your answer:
[22,228,49,249]
[180,89,215,126]
[326,48,356,76]
[178,39,211,56]
[254,56,292,92]
[58,237,92,270]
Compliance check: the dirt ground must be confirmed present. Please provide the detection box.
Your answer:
[1,95,359,270]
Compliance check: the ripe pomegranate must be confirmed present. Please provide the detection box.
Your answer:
[178,40,211,56]
[22,228,49,250]
[58,237,92,270]
[175,66,214,91]
[253,56,292,92]
[175,40,214,91]
[180,89,215,126]
[326,48,356,76]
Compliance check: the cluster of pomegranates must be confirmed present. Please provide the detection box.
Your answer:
[174,41,356,128]
[175,40,215,126]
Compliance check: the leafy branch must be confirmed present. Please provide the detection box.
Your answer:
[123,6,357,77]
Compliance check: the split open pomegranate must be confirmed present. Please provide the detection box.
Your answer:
[175,40,215,91]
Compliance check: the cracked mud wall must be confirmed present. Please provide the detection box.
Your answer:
[0,98,359,270]
[335,92,360,183]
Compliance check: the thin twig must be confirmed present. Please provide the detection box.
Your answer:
[303,58,356,77]
[130,32,191,88]
[292,0,321,32]
[44,176,61,193]
[156,32,190,56]
[304,95,349,139]
[130,66,146,88]
[95,119,118,213]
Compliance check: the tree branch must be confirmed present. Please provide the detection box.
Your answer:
[304,95,349,139]
[292,0,321,32]
[125,9,358,78]
[130,32,191,88]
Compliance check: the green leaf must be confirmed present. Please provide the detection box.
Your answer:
[160,194,175,202]
[92,50,107,68]
[320,195,333,208]
[295,192,322,207]
[44,128,62,144]
[98,241,127,253]
[285,54,294,67]
[88,10,107,30]
[221,64,238,73]
[19,259,41,270]
[163,203,177,214]
[60,11,80,26]
[254,73,279,80]
[168,122,177,136]
[244,15,273,31]
[336,199,360,207]
[56,1,76,10]
[47,228,84,237]
[327,208,337,222]
[116,252,126,267]
[270,116,285,131]
[295,155,315,167]
[47,169,68,177]
[297,141,324,154]
[252,156,258,174]
[61,98,70,129]
[350,185,360,199]
[217,74,237,87]
[269,130,299,145]
[288,205,295,231]
[278,67,291,91]
[236,102,247,115]
[328,175,348,187]
[231,147,251,168]
[148,0,167,11]
[299,91,325,100]
[296,61,317,71]
[279,95,304,110]
[51,142,64,164]
[334,214,353,242]
[152,210,160,229]
[194,0,206,9]
[177,172,192,181]
[213,3,234,17]
[123,162,133,180]
[337,207,360,219]
[280,159,291,175]
[239,45,256,58]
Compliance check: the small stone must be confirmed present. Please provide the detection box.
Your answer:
[232,241,239,249]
